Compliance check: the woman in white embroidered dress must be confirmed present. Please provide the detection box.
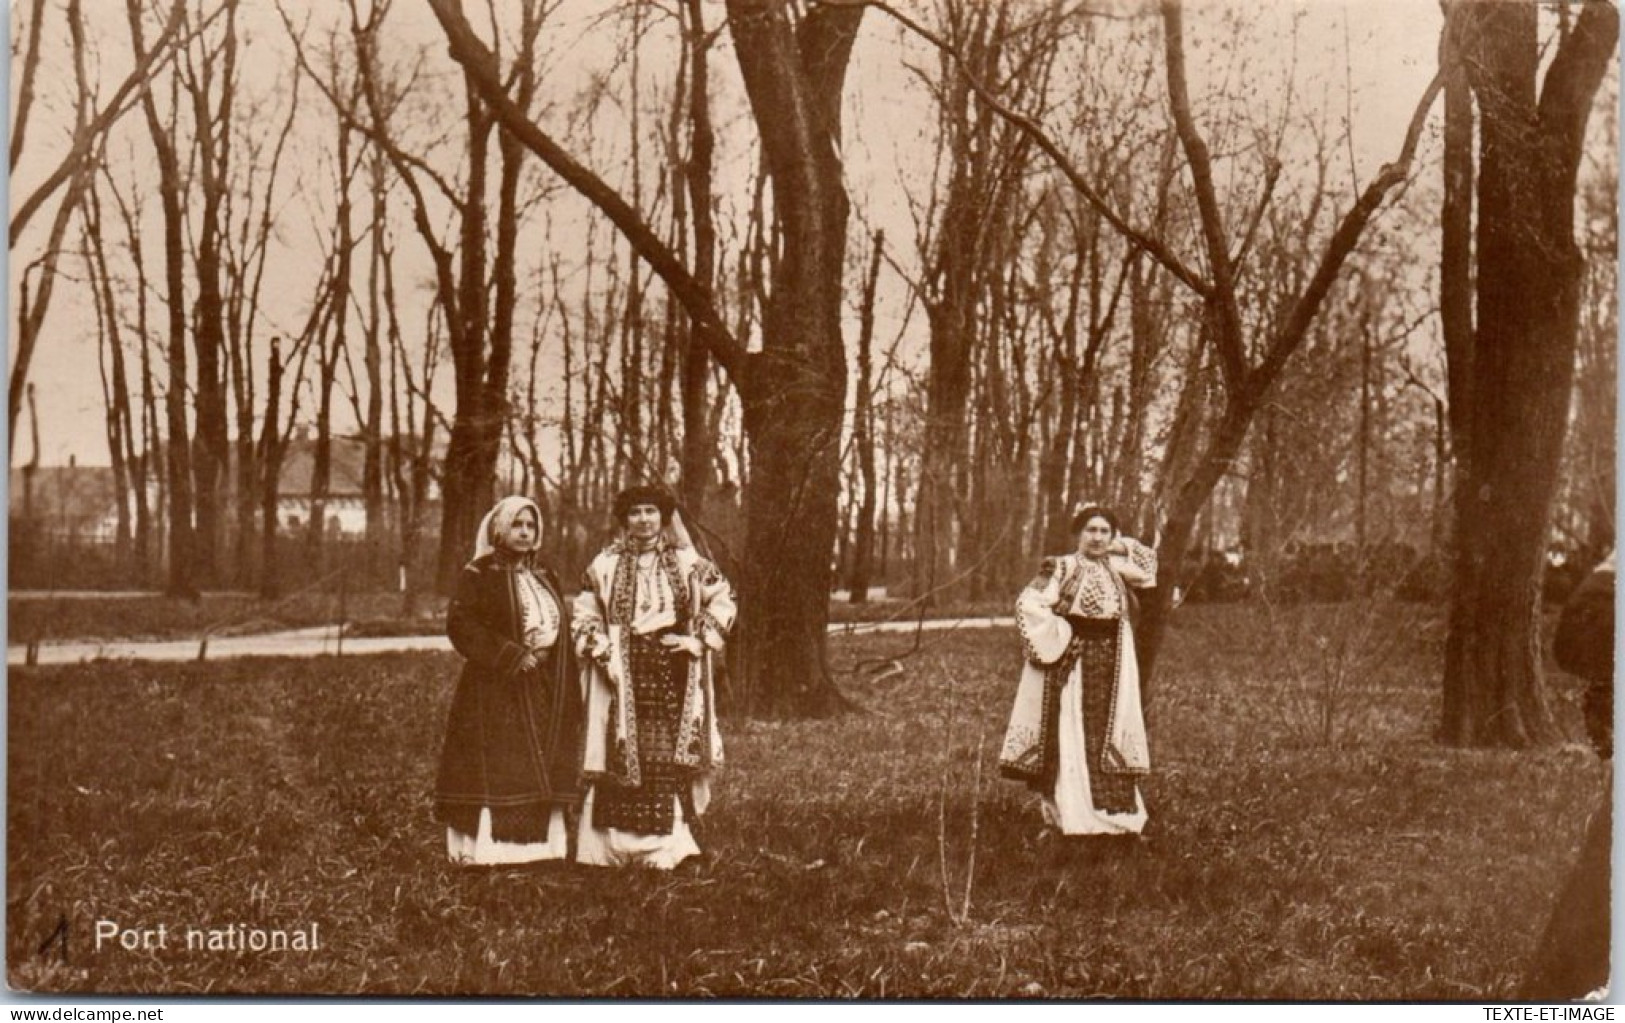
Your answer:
[572,485,735,869]
[999,504,1157,836]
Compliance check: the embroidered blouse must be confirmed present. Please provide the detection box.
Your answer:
[515,568,561,649]
[1016,539,1157,667]
[572,539,737,661]
[629,552,679,635]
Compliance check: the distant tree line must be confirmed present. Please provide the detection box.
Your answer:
[9,0,1616,737]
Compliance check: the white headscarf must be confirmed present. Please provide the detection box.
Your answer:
[664,507,695,550]
[473,495,543,560]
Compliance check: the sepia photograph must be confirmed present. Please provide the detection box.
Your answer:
[5,0,1618,1003]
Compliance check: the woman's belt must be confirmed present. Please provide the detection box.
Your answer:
[1063,615,1118,639]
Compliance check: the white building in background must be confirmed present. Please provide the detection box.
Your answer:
[9,435,442,544]
[273,435,370,537]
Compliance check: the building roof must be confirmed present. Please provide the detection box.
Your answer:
[9,464,119,520]
[9,431,386,515]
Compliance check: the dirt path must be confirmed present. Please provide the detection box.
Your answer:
[7,615,1017,666]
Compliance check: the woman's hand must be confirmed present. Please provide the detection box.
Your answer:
[514,649,543,674]
[660,634,705,659]
[585,635,612,666]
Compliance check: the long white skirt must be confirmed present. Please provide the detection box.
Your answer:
[1043,669,1148,835]
[446,806,569,865]
[575,786,701,870]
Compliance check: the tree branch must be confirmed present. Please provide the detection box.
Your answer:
[822,0,1212,300]
[11,0,50,173]
[1252,71,1444,402]
[1536,0,1619,195]
[277,1,467,212]
[1231,155,1282,269]
[1160,0,1246,390]
[10,0,191,246]
[424,0,748,382]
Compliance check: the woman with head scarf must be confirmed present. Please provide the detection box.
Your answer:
[999,503,1158,836]
[572,484,736,869]
[435,495,583,865]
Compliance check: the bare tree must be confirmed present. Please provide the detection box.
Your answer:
[334,0,547,593]
[82,182,135,567]
[677,0,722,520]
[1438,0,1618,747]
[1557,72,1619,563]
[846,230,885,602]
[386,238,443,615]
[223,66,300,586]
[127,0,198,598]
[9,0,195,482]
[850,0,1441,686]
[179,0,240,585]
[10,0,187,246]
[904,0,1066,604]
[428,0,863,715]
[10,0,95,464]
[101,157,161,581]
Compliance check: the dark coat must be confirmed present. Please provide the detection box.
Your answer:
[1553,557,1613,759]
[434,553,584,843]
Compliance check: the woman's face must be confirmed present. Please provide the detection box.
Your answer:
[499,507,539,553]
[1078,515,1115,557]
[625,503,663,542]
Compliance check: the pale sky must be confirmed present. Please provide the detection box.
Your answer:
[3,0,1498,470]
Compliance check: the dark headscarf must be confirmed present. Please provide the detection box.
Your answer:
[613,484,676,526]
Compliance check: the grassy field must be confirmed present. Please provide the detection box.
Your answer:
[6,604,1605,998]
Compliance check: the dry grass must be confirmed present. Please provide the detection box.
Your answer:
[7,590,1001,642]
[6,605,1605,998]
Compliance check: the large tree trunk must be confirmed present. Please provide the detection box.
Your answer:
[429,84,494,591]
[1439,0,1618,746]
[736,364,847,715]
[187,1,238,587]
[1138,400,1252,687]
[428,0,858,717]
[725,0,859,716]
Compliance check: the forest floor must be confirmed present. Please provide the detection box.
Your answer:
[6,604,1605,999]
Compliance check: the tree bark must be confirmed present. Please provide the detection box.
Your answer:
[85,201,133,567]
[428,0,861,716]
[129,0,196,599]
[678,0,719,520]
[847,229,884,603]
[1439,0,1618,747]
[257,337,287,600]
[184,0,238,586]
[727,0,861,715]
[362,148,387,563]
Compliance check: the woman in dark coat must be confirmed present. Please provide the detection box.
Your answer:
[1522,549,1612,999]
[435,495,583,865]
